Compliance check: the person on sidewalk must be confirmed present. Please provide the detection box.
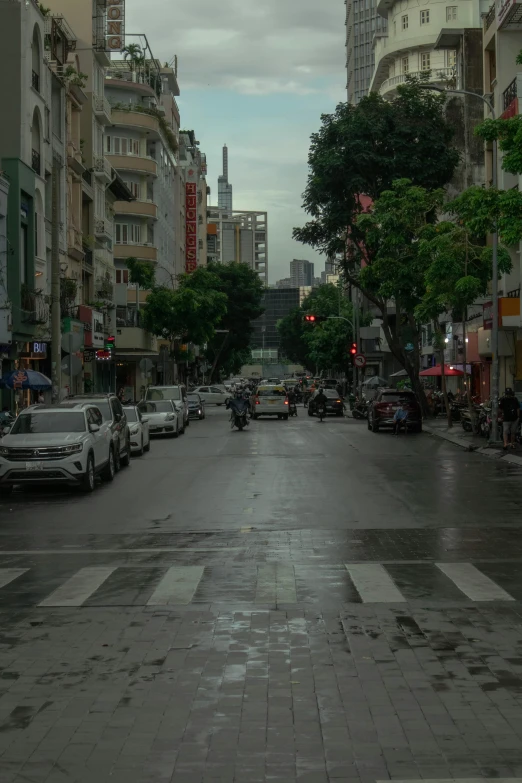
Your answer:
[499,387,520,450]
[393,403,409,435]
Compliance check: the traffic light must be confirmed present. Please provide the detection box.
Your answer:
[105,335,115,351]
[304,314,327,324]
[349,342,358,356]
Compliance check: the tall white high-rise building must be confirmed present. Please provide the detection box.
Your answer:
[217,144,233,211]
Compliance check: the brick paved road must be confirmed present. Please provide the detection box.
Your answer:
[1,410,522,782]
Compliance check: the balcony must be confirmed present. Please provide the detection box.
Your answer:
[32,70,40,92]
[92,154,112,183]
[116,325,158,353]
[68,227,84,262]
[94,217,113,241]
[106,60,163,99]
[106,153,157,177]
[379,68,455,97]
[114,243,157,263]
[95,247,113,271]
[32,149,41,176]
[81,169,94,201]
[114,200,157,220]
[21,288,49,326]
[67,142,84,176]
[95,275,114,303]
[501,76,522,119]
[93,94,112,124]
[110,109,161,136]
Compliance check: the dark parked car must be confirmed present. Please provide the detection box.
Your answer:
[367,389,422,433]
[308,389,344,417]
[187,393,206,420]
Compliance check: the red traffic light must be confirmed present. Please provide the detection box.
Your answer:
[304,314,316,322]
[349,343,357,355]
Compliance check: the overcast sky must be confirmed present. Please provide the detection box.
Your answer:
[125,0,347,284]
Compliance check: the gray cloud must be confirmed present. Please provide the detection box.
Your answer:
[126,0,345,95]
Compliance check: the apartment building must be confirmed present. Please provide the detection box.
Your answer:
[179,130,208,274]
[0,0,68,403]
[207,207,268,285]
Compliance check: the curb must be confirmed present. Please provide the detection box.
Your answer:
[423,424,522,465]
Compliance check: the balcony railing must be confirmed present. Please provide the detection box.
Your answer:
[32,70,40,92]
[93,94,112,122]
[94,217,113,238]
[484,3,495,30]
[116,306,141,328]
[92,154,112,180]
[32,149,41,175]
[21,288,49,325]
[379,68,455,95]
[503,77,518,111]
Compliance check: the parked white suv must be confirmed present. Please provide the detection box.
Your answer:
[0,404,115,495]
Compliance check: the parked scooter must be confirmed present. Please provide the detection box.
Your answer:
[352,398,368,420]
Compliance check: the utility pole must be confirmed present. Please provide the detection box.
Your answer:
[51,156,62,403]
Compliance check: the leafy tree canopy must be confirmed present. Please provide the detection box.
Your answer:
[126,257,156,290]
[142,284,227,347]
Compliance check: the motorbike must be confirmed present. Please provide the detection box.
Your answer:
[227,398,250,431]
[317,403,326,422]
[289,401,298,417]
[352,398,368,420]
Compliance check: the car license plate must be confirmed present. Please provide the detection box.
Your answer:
[268,400,277,405]
[26,461,44,471]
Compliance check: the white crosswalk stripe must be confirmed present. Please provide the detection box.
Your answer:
[345,564,407,603]
[0,568,28,589]
[436,563,515,602]
[38,566,117,607]
[147,565,205,605]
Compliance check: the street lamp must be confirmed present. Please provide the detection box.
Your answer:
[419,83,500,443]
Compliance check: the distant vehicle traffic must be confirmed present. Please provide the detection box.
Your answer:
[308,389,344,417]
[145,386,189,429]
[138,400,184,437]
[253,385,289,420]
[192,385,229,406]
[187,393,206,420]
[123,404,151,456]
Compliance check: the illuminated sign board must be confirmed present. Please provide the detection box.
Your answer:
[106,0,125,52]
[185,177,198,273]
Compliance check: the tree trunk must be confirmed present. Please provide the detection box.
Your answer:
[434,322,452,428]
[380,311,430,416]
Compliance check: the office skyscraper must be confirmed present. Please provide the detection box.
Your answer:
[217,144,233,211]
[290,259,314,287]
[346,0,387,105]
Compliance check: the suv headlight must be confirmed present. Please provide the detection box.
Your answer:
[129,425,139,435]
[165,413,175,421]
[0,446,8,456]
[62,443,83,454]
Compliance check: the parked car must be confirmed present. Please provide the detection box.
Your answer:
[145,385,189,429]
[192,385,230,406]
[367,389,422,433]
[123,405,151,456]
[0,403,115,494]
[308,389,344,417]
[187,393,206,420]
[252,385,289,420]
[138,400,184,437]
[63,394,131,469]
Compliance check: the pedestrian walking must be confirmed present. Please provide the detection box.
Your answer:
[499,387,519,450]
[393,402,409,435]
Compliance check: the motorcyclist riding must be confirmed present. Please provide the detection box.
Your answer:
[315,386,328,419]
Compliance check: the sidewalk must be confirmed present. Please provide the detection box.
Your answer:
[423,418,522,466]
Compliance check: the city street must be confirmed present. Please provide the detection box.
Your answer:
[1,408,522,782]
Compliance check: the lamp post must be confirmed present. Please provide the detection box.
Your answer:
[419,84,500,442]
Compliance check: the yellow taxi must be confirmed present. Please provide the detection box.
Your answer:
[252,385,289,420]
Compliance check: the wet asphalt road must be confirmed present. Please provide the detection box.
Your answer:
[2,408,522,782]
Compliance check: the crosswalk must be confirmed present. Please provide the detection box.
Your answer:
[0,562,520,609]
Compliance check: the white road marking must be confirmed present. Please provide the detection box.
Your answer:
[147,566,204,605]
[436,563,515,601]
[0,568,28,589]
[39,566,117,607]
[345,564,406,603]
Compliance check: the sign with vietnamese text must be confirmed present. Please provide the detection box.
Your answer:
[106,0,125,52]
[185,177,198,273]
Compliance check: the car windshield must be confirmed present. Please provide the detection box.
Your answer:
[147,388,181,401]
[323,390,340,398]
[11,412,86,434]
[140,401,172,413]
[381,393,416,403]
[257,387,286,397]
[188,395,200,402]
[124,408,138,422]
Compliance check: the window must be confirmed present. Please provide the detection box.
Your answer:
[446,49,457,68]
[402,57,409,74]
[115,224,141,244]
[116,269,129,284]
[401,14,408,29]
[105,136,139,156]
[125,181,140,198]
[446,6,457,20]
[421,52,431,70]
[420,10,430,24]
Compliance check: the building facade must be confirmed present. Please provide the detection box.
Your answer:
[346,0,388,104]
[217,144,232,210]
[250,288,301,355]
[207,207,268,285]
[290,259,314,287]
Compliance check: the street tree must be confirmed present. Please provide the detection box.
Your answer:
[183,263,264,381]
[293,79,460,396]
[125,257,156,290]
[415,224,512,426]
